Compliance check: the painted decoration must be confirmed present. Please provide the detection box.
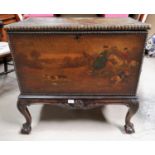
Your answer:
[12,34,145,94]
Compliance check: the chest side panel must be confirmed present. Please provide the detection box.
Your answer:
[9,32,146,95]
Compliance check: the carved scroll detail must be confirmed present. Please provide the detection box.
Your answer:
[58,99,97,109]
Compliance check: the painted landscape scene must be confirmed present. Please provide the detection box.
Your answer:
[15,34,143,94]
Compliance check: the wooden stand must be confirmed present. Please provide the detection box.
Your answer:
[17,95,139,134]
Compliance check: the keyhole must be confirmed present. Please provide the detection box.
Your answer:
[75,35,80,40]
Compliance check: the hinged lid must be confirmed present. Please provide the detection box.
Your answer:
[5,17,151,31]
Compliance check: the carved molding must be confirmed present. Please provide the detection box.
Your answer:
[18,97,137,110]
[5,17,151,31]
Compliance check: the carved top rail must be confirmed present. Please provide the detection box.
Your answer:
[4,17,151,32]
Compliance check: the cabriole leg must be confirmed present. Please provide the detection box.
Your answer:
[124,100,139,134]
[17,99,32,134]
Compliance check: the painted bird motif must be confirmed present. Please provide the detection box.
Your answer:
[92,51,108,70]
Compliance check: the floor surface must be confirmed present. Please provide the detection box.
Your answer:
[0,57,155,140]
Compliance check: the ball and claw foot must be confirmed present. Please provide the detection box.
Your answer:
[21,123,31,134]
[124,122,135,134]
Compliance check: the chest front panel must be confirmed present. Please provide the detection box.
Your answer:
[9,32,146,95]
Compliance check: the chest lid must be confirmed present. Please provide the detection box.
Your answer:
[5,17,151,31]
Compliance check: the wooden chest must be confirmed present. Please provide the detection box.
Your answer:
[5,17,150,134]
